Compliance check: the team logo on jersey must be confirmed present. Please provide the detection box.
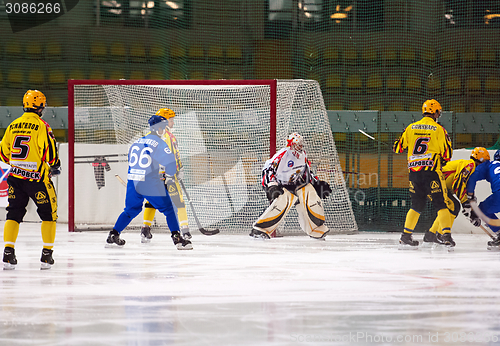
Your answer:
[288,160,294,168]
[35,191,48,204]
[430,181,440,189]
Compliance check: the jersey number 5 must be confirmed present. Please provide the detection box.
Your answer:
[413,137,430,155]
[12,135,31,159]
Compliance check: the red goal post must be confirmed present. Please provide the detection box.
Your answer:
[67,79,356,234]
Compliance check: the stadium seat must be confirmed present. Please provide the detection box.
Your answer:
[462,46,477,67]
[323,46,340,65]
[90,41,107,62]
[382,45,398,65]
[480,48,496,67]
[225,45,243,64]
[89,70,106,80]
[343,45,358,65]
[5,41,22,59]
[426,76,441,93]
[189,70,205,80]
[207,45,224,63]
[25,41,44,60]
[400,46,416,66]
[440,48,458,67]
[69,69,86,80]
[366,73,383,93]
[405,74,421,94]
[129,70,146,80]
[148,68,165,80]
[445,75,461,95]
[361,46,378,65]
[169,69,185,80]
[386,74,402,93]
[465,75,481,95]
[422,47,437,67]
[129,43,147,63]
[110,42,127,62]
[485,74,500,95]
[151,44,168,62]
[325,73,342,93]
[7,69,23,88]
[48,70,66,89]
[491,102,500,112]
[28,69,45,86]
[346,74,362,93]
[188,45,204,62]
[304,45,319,65]
[109,70,126,80]
[46,41,63,60]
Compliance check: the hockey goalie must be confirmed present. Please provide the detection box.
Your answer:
[250,133,332,239]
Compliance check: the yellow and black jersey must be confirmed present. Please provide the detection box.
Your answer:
[0,112,60,182]
[441,159,476,204]
[163,129,182,171]
[393,116,452,172]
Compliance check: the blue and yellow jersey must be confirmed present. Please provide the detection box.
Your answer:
[162,129,182,172]
[393,116,453,172]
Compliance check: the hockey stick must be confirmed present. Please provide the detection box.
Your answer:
[479,224,496,240]
[179,179,220,236]
[358,129,392,148]
[115,174,127,187]
[470,200,500,227]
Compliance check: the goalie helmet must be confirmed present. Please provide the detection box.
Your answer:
[155,108,176,120]
[471,147,490,163]
[23,90,46,113]
[287,132,304,152]
[422,99,442,115]
[495,150,500,162]
[148,115,168,133]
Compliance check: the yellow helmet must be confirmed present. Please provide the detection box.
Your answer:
[471,147,490,163]
[155,108,176,120]
[422,99,442,114]
[23,90,46,111]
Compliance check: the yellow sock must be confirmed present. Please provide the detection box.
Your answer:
[41,221,56,250]
[143,207,156,227]
[429,217,439,235]
[3,220,20,248]
[404,209,420,233]
[177,207,189,229]
[437,208,452,234]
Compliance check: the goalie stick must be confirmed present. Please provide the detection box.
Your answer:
[358,129,392,148]
[179,179,220,236]
[115,174,127,187]
[470,200,500,227]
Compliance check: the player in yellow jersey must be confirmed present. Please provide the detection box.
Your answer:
[393,99,453,249]
[140,108,191,243]
[423,147,490,247]
[0,90,61,270]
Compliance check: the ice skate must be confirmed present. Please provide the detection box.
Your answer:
[40,248,54,270]
[487,234,500,251]
[398,232,419,250]
[421,230,446,249]
[436,232,455,251]
[106,230,126,247]
[249,228,270,239]
[181,226,192,240]
[172,231,193,250]
[141,226,153,243]
[3,247,17,270]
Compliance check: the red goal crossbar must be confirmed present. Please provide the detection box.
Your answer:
[67,79,278,232]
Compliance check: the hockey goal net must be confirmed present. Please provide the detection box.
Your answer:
[67,79,357,234]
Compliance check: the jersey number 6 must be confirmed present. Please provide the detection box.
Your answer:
[129,146,153,168]
[413,137,430,155]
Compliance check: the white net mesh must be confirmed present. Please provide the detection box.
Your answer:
[72,80,357,234]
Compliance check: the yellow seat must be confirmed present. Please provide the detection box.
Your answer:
[130,70,146,80]
[148,69,165,80]
[169,69,185,80]
[151,44,167,61]
[343,45,358,65]
[109,70,126,80]
[323,46,340,64]
[422,47,436,67]
[361,46,378,65]
[382,45,398,65]
[346,74,362,93]
[129,43,147,63]
[190,70,205,80]
[366,73,382,93]
[69,69,86,80]
[400,46,416,66]
[5,41,22,58]
[207,45,224,63]
[441,48,458,66]
[386,74,402,93]
[325,74,342,93]
[226,45,243,64]
[304,45,319,65]
[480,48,496,67]
[89,70,106,80]
[25,42,44,59]
[46,41,63,60]
[110,42,127,62]
[188,45,204,61]
[485,74,500,94]
[48,70,66,89]
[7,69,23,88]
[466,75,481,95]
[405,74,421,94]
[462,46,477,67]
[90,41,107,62]
[445,75,461,95]
[28,69,45,86]
[427,76,441,93]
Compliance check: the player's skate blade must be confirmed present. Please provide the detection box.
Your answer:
[3,262,16,270]
[487,245,500,251]
[141,235,152,244]
[140,226,152,243]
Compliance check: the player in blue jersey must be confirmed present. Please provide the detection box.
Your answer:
[106,114,193,250]
[466,149,500,248]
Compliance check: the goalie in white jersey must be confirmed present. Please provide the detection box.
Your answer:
[251,133,332,239]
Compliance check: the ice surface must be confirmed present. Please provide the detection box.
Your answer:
[2,224,500,345]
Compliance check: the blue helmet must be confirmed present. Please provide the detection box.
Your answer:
[494,150,500,162]
[148,115,167,132]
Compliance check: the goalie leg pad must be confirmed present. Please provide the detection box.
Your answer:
[295,184,328,238]
[253,189,297,237]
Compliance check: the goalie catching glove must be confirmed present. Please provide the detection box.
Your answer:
[312,179,332,199]
[266,184,284,201]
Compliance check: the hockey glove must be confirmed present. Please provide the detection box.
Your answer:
[266,184,284,201]
[469,209,481,227]
[49,165,61,178]
[461,200,472,219]
[313,180,332,199]
[176,168,185,181]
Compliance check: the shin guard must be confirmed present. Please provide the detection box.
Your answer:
[295,184,329,238]
[253,189,297,237]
